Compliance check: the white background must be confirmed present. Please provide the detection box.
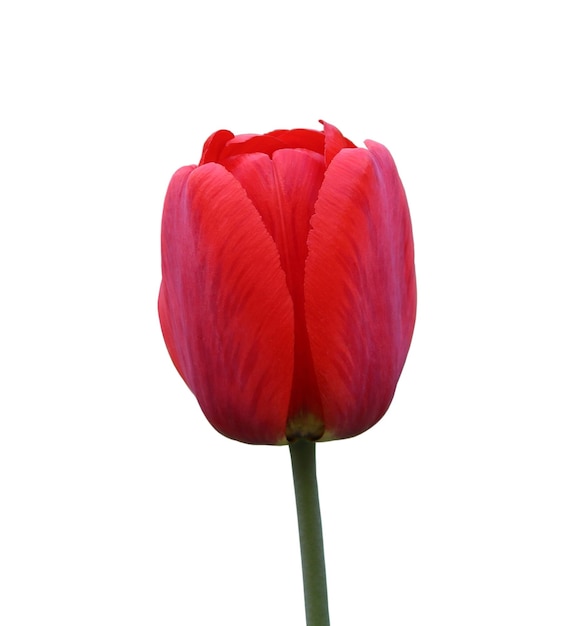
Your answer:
[1,1,577,624]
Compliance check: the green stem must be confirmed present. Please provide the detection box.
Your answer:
[289,439,330,626]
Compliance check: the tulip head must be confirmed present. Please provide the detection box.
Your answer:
[159,121,416,445]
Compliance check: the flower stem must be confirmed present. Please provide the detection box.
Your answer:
[289,439,330,626]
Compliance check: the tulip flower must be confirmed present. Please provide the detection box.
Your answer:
[159,121,416,445]
[158,121,416,625]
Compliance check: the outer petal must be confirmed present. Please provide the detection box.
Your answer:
[158,163,294,444]
[304,144,416,440]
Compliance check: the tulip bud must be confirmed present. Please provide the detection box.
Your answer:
[159,121,416,444]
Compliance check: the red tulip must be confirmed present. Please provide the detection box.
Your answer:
[159,121,416,445]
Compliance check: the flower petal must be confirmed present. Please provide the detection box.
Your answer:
[200,129,234,164]
[304,144,416,440]
[226,149,326,434]
[220,134,287,161]
[159,163,294,444]
[266,128,325,154]
[321,120,357,166]
[225,149,325,299]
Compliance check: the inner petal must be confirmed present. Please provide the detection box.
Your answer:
[226,149,326,438]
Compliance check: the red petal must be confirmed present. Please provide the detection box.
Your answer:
[266,128,326,154]
[199,129,234,164]
[220,134,287,160]
[159,163,294,444]
[304,143,416,440]
[226,149,326,427]
[320,120,357,167]
[225,149,324,297]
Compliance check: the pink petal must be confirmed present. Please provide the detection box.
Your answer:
[304,144,416,440]
[159,163,294,444]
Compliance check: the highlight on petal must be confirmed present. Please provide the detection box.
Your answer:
[219,134,287,161]
[304,144,416,441]
[159,163,295,444]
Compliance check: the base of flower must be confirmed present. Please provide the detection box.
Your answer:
[286,411,325,442]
